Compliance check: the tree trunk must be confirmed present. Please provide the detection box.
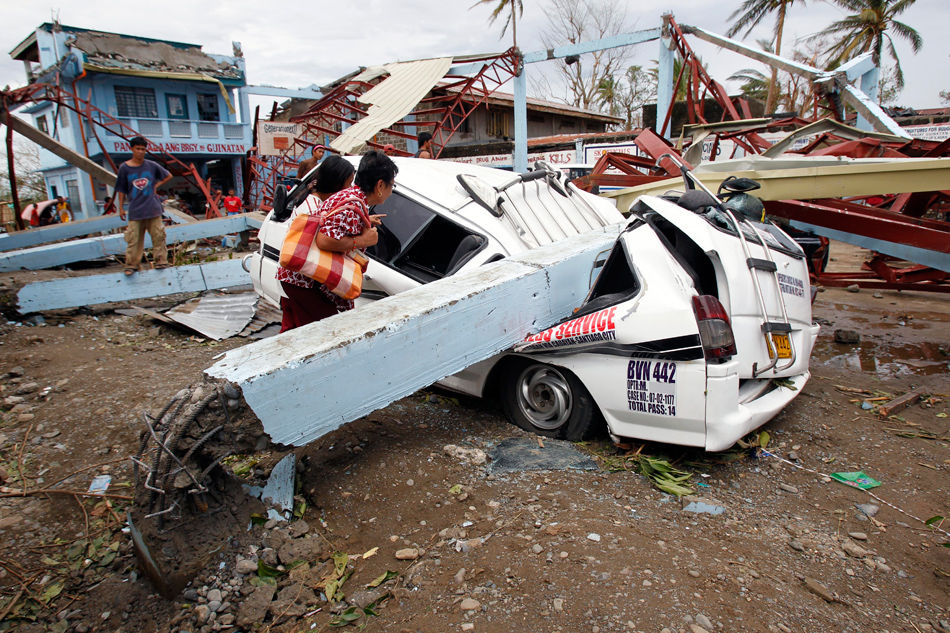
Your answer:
[511,0,518,48]
[765,2,787,115]
[4,112,25,231]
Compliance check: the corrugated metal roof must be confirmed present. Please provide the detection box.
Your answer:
[331,57,453,155]
[164,292,258,340]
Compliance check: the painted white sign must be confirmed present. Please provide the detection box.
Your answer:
[903,123,950,142]
[450,149,576,168]
[112,140,248,154]
[257,122,301,156]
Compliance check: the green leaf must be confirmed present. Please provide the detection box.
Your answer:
[257,560,284,579]
[40,581,64,604]
[366,570,398,588]
[758,431,771,448]
[925,515,944,526]
[249,513,268,526]
[332,552,349,576]
[98,550,117,567]
[40,556,62,566]
[293,500,307,519]
[448,484,463,495]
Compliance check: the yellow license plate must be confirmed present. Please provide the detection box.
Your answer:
[770,333,792,359]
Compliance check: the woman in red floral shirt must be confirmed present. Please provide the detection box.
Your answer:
[277,151,397,331]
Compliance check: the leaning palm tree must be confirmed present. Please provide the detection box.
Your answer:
[726,0,805,115]
[470,0,524,47]
[816,0,922,89]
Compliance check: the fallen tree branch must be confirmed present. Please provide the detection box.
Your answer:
[0,486,133,501]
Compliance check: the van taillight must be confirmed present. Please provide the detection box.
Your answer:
[692,295,737,361]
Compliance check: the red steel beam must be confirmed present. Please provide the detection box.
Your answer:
[764,198,950,254]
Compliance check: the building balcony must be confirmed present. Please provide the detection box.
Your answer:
[89,117,252,156]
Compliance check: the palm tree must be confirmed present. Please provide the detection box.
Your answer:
[726,0,805,115]
[470,0,524,47]
[817,0,922,89]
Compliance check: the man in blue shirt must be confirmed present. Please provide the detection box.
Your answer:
[115,136,172,275]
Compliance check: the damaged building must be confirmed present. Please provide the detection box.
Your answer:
[9,23,252,218]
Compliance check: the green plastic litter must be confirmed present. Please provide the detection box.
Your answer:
[830,471,881,490]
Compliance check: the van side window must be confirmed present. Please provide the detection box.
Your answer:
[577,241,640,315]
[367,193,486,284]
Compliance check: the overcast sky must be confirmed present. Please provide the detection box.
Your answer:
[1,0,947,116]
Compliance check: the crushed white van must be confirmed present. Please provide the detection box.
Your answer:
[246,157,818,451]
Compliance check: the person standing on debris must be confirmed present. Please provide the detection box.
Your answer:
[223,189,243,215]
[415,132,433,159]
[102,195,116,215]
[277,151,396,331]
[115,136,172,276]
[297,145,327,178]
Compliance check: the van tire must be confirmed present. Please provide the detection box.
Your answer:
[500,361,598,441]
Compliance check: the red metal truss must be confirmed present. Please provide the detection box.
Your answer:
[662,17,770,155]
[2,80,222,216]
[246,49,522,211]
[764,197,950,292]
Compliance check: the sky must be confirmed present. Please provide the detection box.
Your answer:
[0,0,947,119]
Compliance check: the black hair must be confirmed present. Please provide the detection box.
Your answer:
[314,155,355,195]
[354,150,398,196]
[129,136,148,148]
[417,132,432,145]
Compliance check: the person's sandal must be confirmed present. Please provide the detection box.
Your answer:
[123,268,135,276]
[154,263,170,270]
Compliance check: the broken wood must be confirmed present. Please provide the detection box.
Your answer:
[878,387,927,418]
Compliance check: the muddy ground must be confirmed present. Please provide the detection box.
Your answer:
[0,243,947,633]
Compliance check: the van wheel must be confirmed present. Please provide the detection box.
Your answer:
[501,361,598,441]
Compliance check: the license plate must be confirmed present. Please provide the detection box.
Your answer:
[770,333,792,359]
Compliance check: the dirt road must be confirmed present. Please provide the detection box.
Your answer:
[0,265,947,633]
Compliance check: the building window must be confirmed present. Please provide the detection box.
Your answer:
[487,110,510,139]
[115,86,159,119]
[166,94,189,119]
[197,94,220,122]
[36,115,49,134]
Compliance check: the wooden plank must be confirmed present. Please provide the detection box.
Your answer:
[877,387,927,418]
[5,114,117,186]
[205,225,623,446]
[0,215,253,272]
[162,206,197,224]
[16,259,249,312]
[0,214,125,251]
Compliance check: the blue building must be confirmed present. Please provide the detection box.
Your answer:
[10,23,253,219]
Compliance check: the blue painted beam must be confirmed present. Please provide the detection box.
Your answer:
[206,225,623,446]
[0,215,125,251]
[0,215,254,272]
[656,35,674,138]
[789,221,950,273]
[522,28,662,64]
[244,85,323,99]
[16,258,249,312]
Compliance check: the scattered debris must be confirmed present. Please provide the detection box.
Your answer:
[877,387,927,418]
[830,471,881,490]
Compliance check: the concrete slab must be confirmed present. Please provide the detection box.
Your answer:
[206,224,623,447]
[17,259,250,312]
[0,215,254,272]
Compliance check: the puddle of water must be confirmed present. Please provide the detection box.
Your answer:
[813,339,950,377]
[682,501,725,515]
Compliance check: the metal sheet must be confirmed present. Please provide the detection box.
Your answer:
[603,156,950,211]
[330,57,453,155]
[164,291,258,340]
